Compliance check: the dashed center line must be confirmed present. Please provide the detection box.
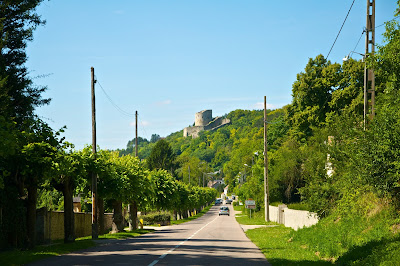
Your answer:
[148,216,218,266]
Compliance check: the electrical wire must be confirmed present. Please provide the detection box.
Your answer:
[326,0,356,60]
[347,30,365,58]
[375,16,399,29]
[138,115,149,140]
[95,76,135,118]
[95,75,153,140]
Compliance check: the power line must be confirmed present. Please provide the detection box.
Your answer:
[375,16,399,29]
[138,114,149,140]
[95,76,135,118]
[348,30,365,58]
[326,0,356,60]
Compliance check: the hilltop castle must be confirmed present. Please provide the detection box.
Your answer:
[183,110,231,138]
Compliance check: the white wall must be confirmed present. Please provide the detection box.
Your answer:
[268,205,319,231]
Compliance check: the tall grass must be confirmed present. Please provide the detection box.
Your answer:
[291,207,400,262]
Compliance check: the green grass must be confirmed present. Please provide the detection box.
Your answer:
[233,205,276,225]
[245,225,329,265]
[291,209,400,263]
[171,205,213,225]
[0,229,152,266]
[270,201,310,211]
[235,203,400,265]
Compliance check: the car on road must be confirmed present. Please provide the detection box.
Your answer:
[215,198,222,205]
[219,206,230,216]
[225,198,232,204]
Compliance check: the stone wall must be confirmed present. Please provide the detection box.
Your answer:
[195,110,212,126]
[268,205,319,230]
[205,117,231,131]
[183,125,205,138]
[36,208,114,243]
[183,113,231,138]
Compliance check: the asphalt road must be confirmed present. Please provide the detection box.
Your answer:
[30,205,269,266]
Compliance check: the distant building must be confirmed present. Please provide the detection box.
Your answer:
[183,109,231,138]
[207,179,224,189]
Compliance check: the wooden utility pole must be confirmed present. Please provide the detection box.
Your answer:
[264,96,270,222]
[129,111,139,231]
[135,111,138,157]
[91,67,98,239]
[364,0,375,126]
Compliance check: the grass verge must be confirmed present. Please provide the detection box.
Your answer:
[171,204,213,225]
[233,205,276,225]
[0,229,152,266]
[234,205,327,264]
[245,225,328,266]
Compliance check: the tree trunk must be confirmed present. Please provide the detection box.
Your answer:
[129,201,138,231]
[26,185,37,249]
[173,210,178,221]
[97,197,105,234]
[63,176,75,243]
[111,200,124,233]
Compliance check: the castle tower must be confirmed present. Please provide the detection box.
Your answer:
[195,110,212,126]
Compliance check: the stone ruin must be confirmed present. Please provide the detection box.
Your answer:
[183,109,231,138]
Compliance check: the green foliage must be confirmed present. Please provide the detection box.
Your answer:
[245,226,323,265]
[140,213,171,225]
[146,139,177,172]
[151,169,178,211]
[292,205,398,261]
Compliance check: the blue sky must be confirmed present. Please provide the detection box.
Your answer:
[27,0,398,150]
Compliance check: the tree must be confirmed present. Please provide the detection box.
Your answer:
[117,154,153,230]
[0,0,49,249]
[150,134,161,143]
[17,119,59,248]
[147,139,177,173]
[286,54,341,139]
[51,147,85,243]
[151,169,178,212]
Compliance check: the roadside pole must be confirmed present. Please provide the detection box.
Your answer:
[264,96,270,222]
[91,67,98,239]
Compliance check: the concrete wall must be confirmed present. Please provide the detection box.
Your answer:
[268,205,319,231]
[36,209,114,243]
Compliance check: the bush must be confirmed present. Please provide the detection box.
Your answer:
[140,213,171,226]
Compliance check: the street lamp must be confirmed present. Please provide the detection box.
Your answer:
[343,51,365,62]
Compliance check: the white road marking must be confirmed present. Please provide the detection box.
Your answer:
[148,260,158,266]
[147,215,218,266]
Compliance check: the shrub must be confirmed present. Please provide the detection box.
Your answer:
[140,213,171,226]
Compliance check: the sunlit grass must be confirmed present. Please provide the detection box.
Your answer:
[171,204,213,225]
[245,225,327,266]
[233,204,276,225]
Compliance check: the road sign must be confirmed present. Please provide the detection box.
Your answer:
[245,200,255,206]
[245,199,255,209]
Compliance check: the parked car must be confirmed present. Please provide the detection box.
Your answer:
[219,206,230,216]
[215,198,222,205]
[225,199,232,204]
